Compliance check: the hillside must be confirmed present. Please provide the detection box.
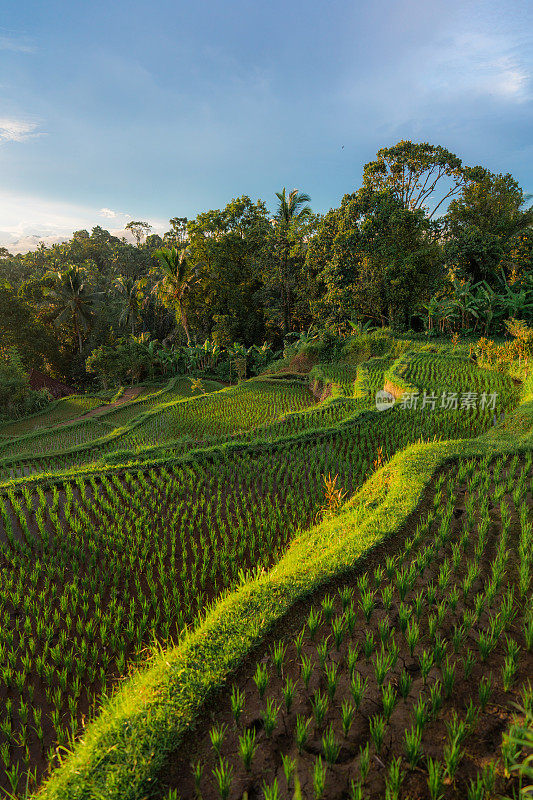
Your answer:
[0,333,530,799]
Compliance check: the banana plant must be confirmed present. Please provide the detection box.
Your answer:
[227,343,250,381]
[472,282,498,335]
[249,343,274,374]
[422,296,444,333]
[494,270,533,322]
[449,278,480,330]
[144,339,160,379]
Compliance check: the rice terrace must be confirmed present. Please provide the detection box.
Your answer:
[0,318,531,800]
[1,45,533,800]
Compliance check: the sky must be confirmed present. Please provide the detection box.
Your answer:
[0,0,532,253]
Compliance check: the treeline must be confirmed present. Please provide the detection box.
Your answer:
[1,140,532,386]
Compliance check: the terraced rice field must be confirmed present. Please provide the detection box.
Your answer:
[0,395,106,438]
[0,347,528,798]
[0,377,317,484]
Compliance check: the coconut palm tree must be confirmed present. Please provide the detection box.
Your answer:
[273,188,312,335]
[45,266,96,353]
[115,276,144,334]
[151,247,199,345]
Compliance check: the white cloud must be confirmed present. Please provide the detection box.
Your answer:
[0,190,166,253]
[425,30,531,103]
[0,118,41,143]
[336,8,532,138]
[0,34,35,54]
[99,207,131,219]
[490,56,528,99]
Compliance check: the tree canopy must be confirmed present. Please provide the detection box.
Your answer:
[0,139,531,387]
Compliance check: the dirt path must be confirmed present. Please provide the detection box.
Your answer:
[53,387,143,428]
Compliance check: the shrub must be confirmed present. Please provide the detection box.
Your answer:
[0,348,50,420]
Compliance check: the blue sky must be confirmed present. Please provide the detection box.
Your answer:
[0,0,532,251]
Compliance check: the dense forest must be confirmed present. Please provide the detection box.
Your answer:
[1,140,532,414]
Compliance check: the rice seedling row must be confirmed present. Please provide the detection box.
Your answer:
[0,396,105,439]
[0,411,400,795]
[0,379,315,484]
[0,357,516,487]
[161,452,533,800]
[397,352,519,406]
[0,379,223,462]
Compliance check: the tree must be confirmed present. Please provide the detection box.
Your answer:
[125,221,152,247]
[0,348,50,419]
[0,247,10,258]
[145,233,163,250]
[0,281,59,369]
[186,196,270,345]
[114,276,144,334]
[308,188,441,330]
[44,266,97,353]
[86,338,151,387]
[362,140,477,219]
[271,188,312,334]
[165,217,188,246]
[444,171,533,284]
[151,247,199,345]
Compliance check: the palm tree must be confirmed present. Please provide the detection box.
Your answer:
[273,188,312,335]
[45,266,96,353]
[115,276,143,334]
[151,247,198,345]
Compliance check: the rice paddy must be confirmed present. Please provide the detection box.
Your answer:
[162,453,533,800]
[0,345,529,798]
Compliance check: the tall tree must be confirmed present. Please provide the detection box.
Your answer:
[362,140,479,220]
[151,247,198,344]
[308,188,441,330]
[186,196,270,345]
[272,188,312,334]
[0,281,59,369]
[444,171,533,284]
[125,221,152,247]
[114,276,144,334]
[44,267,97,353]
[165,217,188,246]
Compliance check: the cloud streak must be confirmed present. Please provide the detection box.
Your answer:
[0,118,42,143]
[0,34,35,54]
[99,207,131,219]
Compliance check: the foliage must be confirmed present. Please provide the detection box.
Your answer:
[85,338,153,387]
[308,187,442,330]
[361,139,473,218]
[0,142,531,385]
[0,281,60,372]
[472,319,533,372]
[0,348,51,420]
[445,171,533,285]
[151,246,199,345]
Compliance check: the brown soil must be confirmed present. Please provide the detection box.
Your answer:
[28,370,72,398]
[281,353,317,375]
[159,458,533,800]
